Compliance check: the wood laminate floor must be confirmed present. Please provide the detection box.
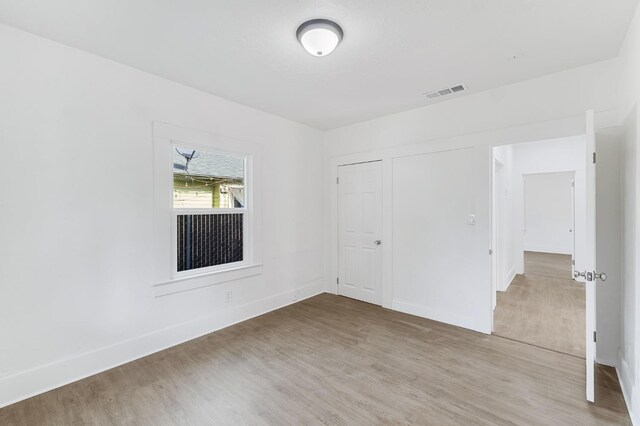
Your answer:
[493,251,584,357]
[1,293,628,425]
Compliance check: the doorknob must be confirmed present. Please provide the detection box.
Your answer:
[574,270,607,282]
[374,240,382,245]
[595,272,607,281]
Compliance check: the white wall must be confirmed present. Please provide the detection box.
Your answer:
[595,129,623,369]
[323,59,618,159]
[523,172,574,255]
[393,148,479,330]
[0,24,324,407]
[510,136,586,275]
[620,107,639,420]
[324,56,619,345]
[617,2,640,421]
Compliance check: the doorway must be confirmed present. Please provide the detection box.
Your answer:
[491,139,585,358]
[337,161,383,305]
[523,172,576,274]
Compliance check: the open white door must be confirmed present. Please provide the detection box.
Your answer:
[584,109,597,403]
[575,109,607,402]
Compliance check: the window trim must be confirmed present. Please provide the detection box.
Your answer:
[154,264,263,298]
[152,122,263,295]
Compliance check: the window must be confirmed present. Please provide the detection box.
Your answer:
[173,146,248,274]
[152,122,262,295]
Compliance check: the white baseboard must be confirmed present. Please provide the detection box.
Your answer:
[501,265,517,291]
[392,300,490,334]
[0,280,324,409]
[617,350,639,425]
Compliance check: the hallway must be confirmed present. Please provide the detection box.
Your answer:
[493,251,585,357]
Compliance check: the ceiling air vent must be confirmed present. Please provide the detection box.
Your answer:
[424,84,466,100]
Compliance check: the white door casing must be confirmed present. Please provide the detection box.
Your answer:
[572,176,576,277]
[492,158,504,311]
[338,161,383,305]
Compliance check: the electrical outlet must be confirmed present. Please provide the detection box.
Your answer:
[225,290,232,303]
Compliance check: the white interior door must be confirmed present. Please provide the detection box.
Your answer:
[338,161,383,305]
[578,109,603,402]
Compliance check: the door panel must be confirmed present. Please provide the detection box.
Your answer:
[338,161,383,305]
[362,193,376,232]
[343,246,358,287]
[574,110,597,402]
[361,248,376,291]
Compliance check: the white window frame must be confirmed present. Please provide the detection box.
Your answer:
[152,122,263,297]
[170,142,252,279]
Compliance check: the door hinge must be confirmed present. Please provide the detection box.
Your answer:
[336,177,339,184]
[572,259,575,265]
[593,331,597,342]
[489,249,493,255]
[593,152,596,164]
[336,277,339,285]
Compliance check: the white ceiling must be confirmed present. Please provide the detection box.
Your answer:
[0,0,637,130]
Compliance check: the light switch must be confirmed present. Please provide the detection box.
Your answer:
[467,214,476,225]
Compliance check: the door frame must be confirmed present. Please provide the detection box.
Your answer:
[491,157,505,313]
[489,138,587,332]
[332,158,391,308]
[489,128,595,401]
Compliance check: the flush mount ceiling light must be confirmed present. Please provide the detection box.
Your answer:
[296,19,343,57]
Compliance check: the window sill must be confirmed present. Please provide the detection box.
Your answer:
[153,264,263,297]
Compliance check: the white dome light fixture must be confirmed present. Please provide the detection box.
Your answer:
[296,19,343,57]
